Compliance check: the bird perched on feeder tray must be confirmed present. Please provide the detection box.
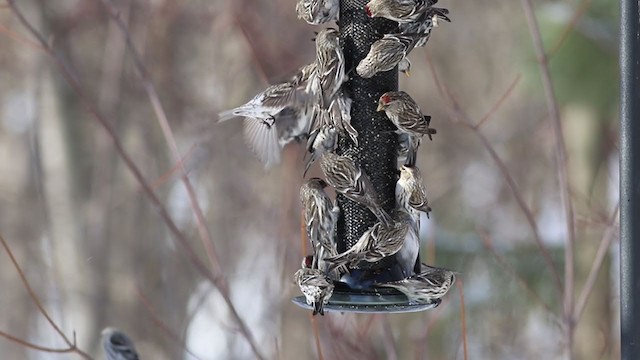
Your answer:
[218,63,316,168]
[101,327,140,360]
[375,263,456,306]
[377,91,437,140]
[320,153,393,228]
[296,0,340,25]
[295,255,335,316]
[325,210,413,270]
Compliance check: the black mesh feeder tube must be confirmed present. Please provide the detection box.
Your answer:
[335,0,406,287]
[293,0,435,313]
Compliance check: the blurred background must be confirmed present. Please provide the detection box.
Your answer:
[0,0,619,359]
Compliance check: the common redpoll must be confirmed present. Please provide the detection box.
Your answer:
[295,259,335,316]
[300,178,340,253]
[219,64,316,167]
[308,28,346,108]
[101,328,139,360]
[356,34,420,78]
[399,7,451,48]
[305,108,338,175]
[325,210,412,269]
[377,91,436,140]
[320,153,393,228]
[376,263,456,305]
[365,0,439,24]
[329,91,358,145]
[296,0,340,25]
[396,165,431,218]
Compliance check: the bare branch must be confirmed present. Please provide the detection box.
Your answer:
[136,288,204,360]
[0,234,93,359]
[573,204,619,322]
[457,279,468,360]
[520,0,577,353]
[0,330,78,355]
[481,232,557,317]
[425,62,563,295]
[6,2,265,359]
[475,74,522,129]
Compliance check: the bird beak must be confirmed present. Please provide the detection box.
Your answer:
[403,70,411,77]
[376,103,384,112]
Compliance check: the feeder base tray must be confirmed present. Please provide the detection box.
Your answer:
[292,286,440,314]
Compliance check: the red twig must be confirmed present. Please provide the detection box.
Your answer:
[573,204,619,322]
[0,330,79,354]
[546,0,592,58]
[520,0,576,354]
[6,2,264,359]
[310,315,325,360]
[0,234,93,359]
[481,232,558,318]
[426,63,563,295]
[457,279,468,360]
[136,287,203,360]
[475,74,522,129]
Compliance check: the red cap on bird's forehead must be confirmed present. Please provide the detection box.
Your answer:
[364,5,372,17]
[303,255,314,268]
[381,94,391,104]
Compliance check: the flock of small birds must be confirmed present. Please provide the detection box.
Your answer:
[219,0,456,316]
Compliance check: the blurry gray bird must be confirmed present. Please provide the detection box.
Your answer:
[328,90,358,145]
[320,153,393,228]
[308,28,346,108]
[398,132,421,166]
[101,328,139,360]
[396,165,432,219]
[356,34,420,78]
[295,256,335,316]
[377,91,436,140]
[365,0,439,23]
[376,263,456,305]
[296,0,340,25]
[305,108,338,175]
[219,64,315,168]
[399,7,451,48]
[325,210,412,269]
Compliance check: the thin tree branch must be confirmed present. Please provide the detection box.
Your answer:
[475,74,522,129]
[0,234,93,359]
[546,0,592,58]
[520,0,576,353]
[457,279,468,360]
[573,204,619,322]
[6,2,265,359]
[426,65,563,295]
[136,288,204,360]
[481,232,557,317]
[0,330,79,354]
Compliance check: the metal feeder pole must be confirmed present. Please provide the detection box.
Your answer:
[620,0,640,357]
[336,0,404,286]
